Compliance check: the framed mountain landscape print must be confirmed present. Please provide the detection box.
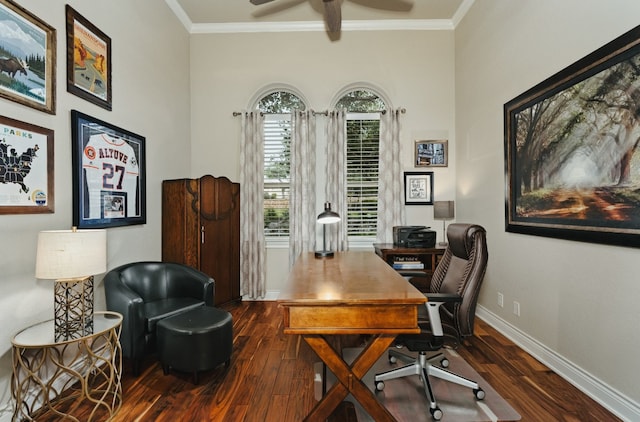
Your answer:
[0,0,56,114]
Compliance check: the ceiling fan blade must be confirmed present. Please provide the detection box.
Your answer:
[348,0,414,12]
[323,0,341,33]
[252,0,308,18]
[250,0,276,5]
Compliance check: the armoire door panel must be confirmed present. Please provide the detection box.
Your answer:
[163,175,240,306]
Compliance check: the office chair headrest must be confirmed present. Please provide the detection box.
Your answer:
[447,223,486,260]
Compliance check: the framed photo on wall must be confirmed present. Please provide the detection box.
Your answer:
[404,171,434,205]
[505,24,640,247]
[65,5,112,110]
[415,140,448,167]
[71,110,145,228]
[0,0,56,114]
[0,115,54,213]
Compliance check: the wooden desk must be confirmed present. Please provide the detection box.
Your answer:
[278,252,426,421]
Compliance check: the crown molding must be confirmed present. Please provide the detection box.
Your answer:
[190,19,454,34]
[165,0,472,34]
[165,0,193,31]
[452,0,475,27]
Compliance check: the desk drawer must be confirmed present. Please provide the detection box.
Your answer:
[283,305,421,335]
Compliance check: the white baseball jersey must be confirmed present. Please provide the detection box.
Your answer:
[82,133,139,219]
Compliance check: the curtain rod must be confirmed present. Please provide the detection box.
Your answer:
[232,110,327,116]
[381,108,406,114]
[233,108,405,117]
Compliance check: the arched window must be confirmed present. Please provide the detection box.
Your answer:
[258,90,306,237]
[336,89,386,238]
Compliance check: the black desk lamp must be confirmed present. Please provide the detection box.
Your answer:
[315,202,341,258]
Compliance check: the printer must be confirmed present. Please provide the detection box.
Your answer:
[393,226,436,248]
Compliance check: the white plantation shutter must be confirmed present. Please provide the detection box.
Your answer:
[263,114,291,237]
[346,113,380,237]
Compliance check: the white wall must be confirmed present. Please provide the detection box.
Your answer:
[0,0,189,418]
[4,0,639,419]
[455,0,640,417]
[189,30,458,293]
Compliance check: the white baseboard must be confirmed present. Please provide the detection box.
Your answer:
[476,305,640,422]
[242,290,280,301]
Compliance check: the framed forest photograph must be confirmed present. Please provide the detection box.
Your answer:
[505,25,640,247]
[71,110,145,229]
[0,0,56,114]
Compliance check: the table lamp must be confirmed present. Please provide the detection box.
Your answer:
[35,227,107,341]
[433,200,455,246]
[315,202,340,258]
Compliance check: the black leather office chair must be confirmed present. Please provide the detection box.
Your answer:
[104,261,215,375]
[374,223,488,420]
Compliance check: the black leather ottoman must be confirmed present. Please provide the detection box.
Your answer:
[156,306,233,383]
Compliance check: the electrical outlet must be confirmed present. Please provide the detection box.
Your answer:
[497,292,504,308]
[513,301,520,316]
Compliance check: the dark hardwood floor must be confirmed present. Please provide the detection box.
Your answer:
[52,300,620,421]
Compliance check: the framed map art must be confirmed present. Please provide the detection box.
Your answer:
[0,115,54,214]
[71,110,146,229]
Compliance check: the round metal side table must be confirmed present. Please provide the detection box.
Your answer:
[11,311,123,421]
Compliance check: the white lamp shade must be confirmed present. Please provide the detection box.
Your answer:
[35,229,107,280]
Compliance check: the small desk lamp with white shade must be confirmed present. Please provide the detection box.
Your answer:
[433,200,455,247]
[35,227,107,341]
[315,202,341,259]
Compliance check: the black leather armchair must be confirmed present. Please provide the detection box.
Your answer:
[374,223,488,420]
[104,261,214,374]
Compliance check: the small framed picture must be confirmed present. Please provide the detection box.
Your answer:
[71,110,145,228]
[415,140,448,167]
[0,115,54,213]
[404,171,434,205]
[65,5,112,110]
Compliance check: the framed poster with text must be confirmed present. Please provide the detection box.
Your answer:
[0,115,53,213]
[66,5,112,110]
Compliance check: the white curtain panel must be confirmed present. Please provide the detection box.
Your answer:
[239,111,266,299]
[377,108,406,243]
[289,110,317,267]
[325,110,349,251]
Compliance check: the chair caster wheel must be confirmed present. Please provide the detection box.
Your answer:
[474,388,485,400]
[375,381,385,391]
[430,406,443,420]
[440,357,449,368]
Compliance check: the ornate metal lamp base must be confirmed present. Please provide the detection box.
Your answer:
[54,276,94,342]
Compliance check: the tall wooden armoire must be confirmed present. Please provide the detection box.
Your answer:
[162,175,241,306]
